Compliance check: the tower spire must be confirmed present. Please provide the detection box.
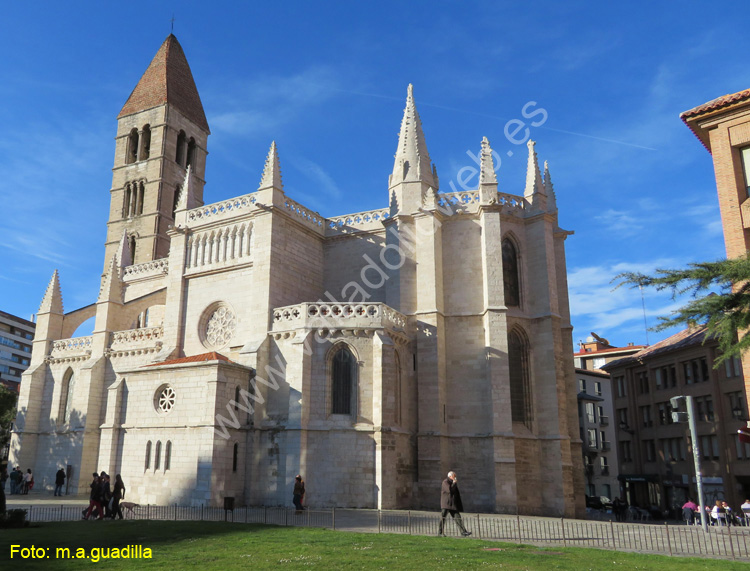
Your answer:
[479,137,497,185]
[390,84,436,189]
[39,270,63,315]
[258,141,283,191]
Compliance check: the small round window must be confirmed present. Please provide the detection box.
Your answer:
[155,385,176,414]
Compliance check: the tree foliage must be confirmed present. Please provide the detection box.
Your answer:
[614,255,750,365]
[0,385,18,457]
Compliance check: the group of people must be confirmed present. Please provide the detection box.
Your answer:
[681,499,750,526]
[7,467,33,495]
[82,472,126,520]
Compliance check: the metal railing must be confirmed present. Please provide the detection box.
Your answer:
[16,505,750,561]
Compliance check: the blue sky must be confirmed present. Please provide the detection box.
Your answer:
[0,1,747,348]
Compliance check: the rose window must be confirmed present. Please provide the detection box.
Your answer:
[157,386,176,413]
[204,306,236,348]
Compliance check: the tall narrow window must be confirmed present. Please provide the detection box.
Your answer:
[136,182,144,215]
[508,329,532,426]
[127,128,139,164]
[165,441,172,470]
[332,346,355,415]
[59,369,75,424]
[129,236,137,263]
[186,138,196,168]
[139,125,151,160]
[233,443,239,472]
[145,441,152,470]
[741,146,750,198]
[123,184,132,218]
[502,239,520,307]
[176,131,187,166]
[234,386,240,411]
[155,441,162,470]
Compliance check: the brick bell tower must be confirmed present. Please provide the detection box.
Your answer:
[103,34,210,271]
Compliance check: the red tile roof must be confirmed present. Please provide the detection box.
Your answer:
[574,345,647,357]
[681,88,750,120]
[681,88,750,152]
[602,326,711,370]
[119,34,209,133]
[147,351,231,367]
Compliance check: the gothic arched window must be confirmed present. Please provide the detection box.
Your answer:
[508,328,532,427]
[127,128,139,164]
[165,441,172,470]
[186,137,196,168]
[172,185,181,218]
[155,440,162,470]
[176,131,187,166]
[502,239,521,307]
[129,236,137,263]
[139,125,151,160]
[145,441,152,471]
[332,346,356,415]
[59,369,75,424]
[232,442,239,472]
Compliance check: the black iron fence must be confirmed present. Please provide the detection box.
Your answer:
[18,505,750,561]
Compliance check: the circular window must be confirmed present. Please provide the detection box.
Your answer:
[200,303,237,350]
[155,385,176,414]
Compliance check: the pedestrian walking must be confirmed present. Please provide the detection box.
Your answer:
[83,473,103,520]
[111,474,126,520]
[54,467,66,496]
[293,474,305,513]
[438,471,471,537]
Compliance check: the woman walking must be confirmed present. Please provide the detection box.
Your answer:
[111,474,126,520]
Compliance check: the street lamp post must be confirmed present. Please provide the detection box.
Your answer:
[671,395,708,531]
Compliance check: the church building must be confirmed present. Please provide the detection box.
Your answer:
[10,35,584,516]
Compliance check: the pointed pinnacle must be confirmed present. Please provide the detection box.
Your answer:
[117,230,132,268]
[391,84,435,188]
[39,270,64,314]
[524,140,545,198]
[544,160,557,211]
[479,136,497,185]
[258,141,283,191]
[99,255,123,303]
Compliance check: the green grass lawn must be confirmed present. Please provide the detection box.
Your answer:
[0,521,746,570]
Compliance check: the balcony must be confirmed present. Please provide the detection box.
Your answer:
[601,441,612,451]
[599,415,609,426]
[601,466,610,476]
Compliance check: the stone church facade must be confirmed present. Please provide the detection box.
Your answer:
[10,35,584,517]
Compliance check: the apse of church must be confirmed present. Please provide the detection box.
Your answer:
[10,35,584,517]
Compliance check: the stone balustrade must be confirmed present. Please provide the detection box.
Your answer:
[271,302,409,335]
[497,192,526,211]
[437,190,481,213]
[123,258,169,281]
[282,197,325,232]
[186,193,260,224]
[326,208,390,235]
[50,336,93,357]
[110,326,164,348]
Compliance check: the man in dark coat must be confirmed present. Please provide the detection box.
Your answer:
[438,471,471,536]
[54,468,66,496]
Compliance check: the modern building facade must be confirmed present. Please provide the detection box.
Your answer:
[604,326,749,514]
[10,35,584,516]
[574,333,645,371]
[0,311,34,393]
[576,367,620,502]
